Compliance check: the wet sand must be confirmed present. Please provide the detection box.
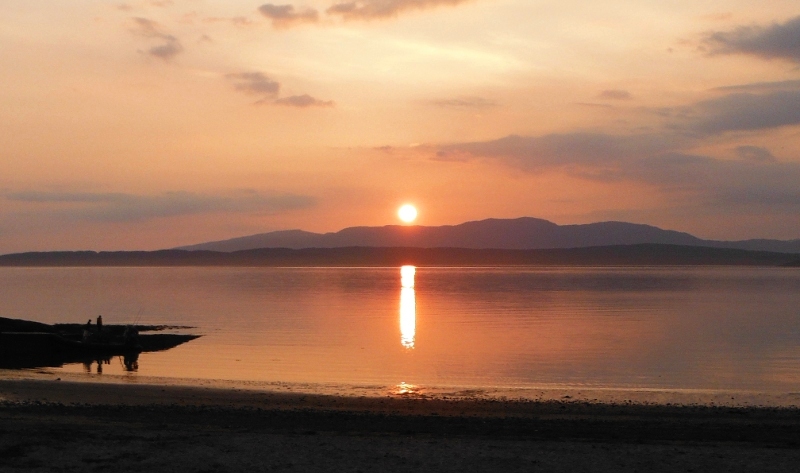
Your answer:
[2,378,800,472]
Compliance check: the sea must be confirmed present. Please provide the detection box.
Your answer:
[1,266,799,403]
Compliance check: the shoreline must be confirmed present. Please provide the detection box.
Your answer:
[3,367,800,409]
[3,377,800,443]
[2,377,800,472]
[2,245,798,267]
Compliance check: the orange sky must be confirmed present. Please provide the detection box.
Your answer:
[2,1,800,252]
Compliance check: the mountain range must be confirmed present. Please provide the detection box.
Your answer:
[178,217,800,254]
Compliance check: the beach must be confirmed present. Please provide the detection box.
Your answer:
[2,377,800,472]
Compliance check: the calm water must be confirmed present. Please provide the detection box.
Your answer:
[1,266,800,394]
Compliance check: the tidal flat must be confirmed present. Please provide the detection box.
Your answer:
[1,379,800,472]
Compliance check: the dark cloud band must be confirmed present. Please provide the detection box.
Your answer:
[436,133,800,211]
[703,15,800,63]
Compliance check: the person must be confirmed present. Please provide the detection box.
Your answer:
[123,325,139,346]
[96,315,103,332]
[83,319,92,341]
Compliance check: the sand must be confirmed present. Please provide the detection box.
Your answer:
[2,377,800,472]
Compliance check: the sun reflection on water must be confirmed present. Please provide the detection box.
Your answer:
[400,265,416,349]
[400,265,415,288]
[395,381,420,395]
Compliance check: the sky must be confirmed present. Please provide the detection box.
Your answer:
[2,0,800,252]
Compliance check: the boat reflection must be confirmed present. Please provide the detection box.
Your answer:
[400,265,416,349]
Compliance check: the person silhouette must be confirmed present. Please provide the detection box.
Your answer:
[83,319,92,341]
[96,315,103,332]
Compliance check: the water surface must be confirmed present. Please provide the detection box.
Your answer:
[1,266,799,397]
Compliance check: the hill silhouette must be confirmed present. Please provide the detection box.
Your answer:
[178,217,800,253]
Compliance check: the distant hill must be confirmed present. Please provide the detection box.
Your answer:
[1,245,798,267]
[178,217,800,254]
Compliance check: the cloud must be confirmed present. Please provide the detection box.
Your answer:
[597,89,632,100]
[131,17,183,60]
[8,192,126,204]
[427,96,498,108]
[6,190,316,223]
[735,145,775,162]
[437,133,679,171]
[274,94,335,107]
[679,90,800,134]
[131,17,163,36]
[326,0,470,21]
[258,4,319,27]
[204,16,256,27]
[226,72,333,107]
[226,72,281,99]
[702,15,800,63]
[425,82,800,212]
[231,16,256,27]
[148,40,183,59]
[574,102,615,109]
[713,79,800,93]
[249,0,473,29]
[434,132,800,211]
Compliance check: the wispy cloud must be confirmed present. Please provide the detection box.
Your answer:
[436,133,679,172]
[597,89,632,100]
[6,190,316,222]
[258,4,319,27]
[426,96,498,109]
[274,94,335,107]
[203,16,257,27]
[8,192,127,204]
[702,15,800,63]
[131,17,183,60]
[326,0,471,21]
[735,145,776,163]
[712,79,800,93]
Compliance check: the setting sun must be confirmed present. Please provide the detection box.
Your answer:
[398,204,418,223]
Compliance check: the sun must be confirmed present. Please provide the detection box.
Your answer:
[398,204,418,223]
